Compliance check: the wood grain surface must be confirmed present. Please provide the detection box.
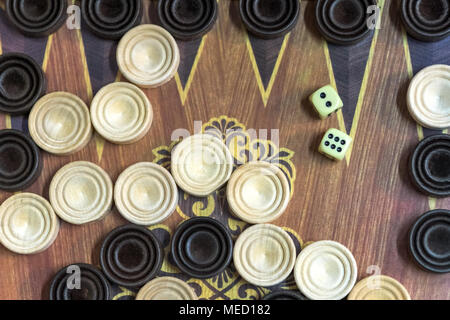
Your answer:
[0,0,448,300]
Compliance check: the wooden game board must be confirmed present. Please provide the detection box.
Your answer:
[0,0,448,300]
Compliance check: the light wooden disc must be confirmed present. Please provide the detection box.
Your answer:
[117,24,180,88]
[29,92,93,155]
[233,224,296,287]
[407,64,450,129]
[227,161,290,224]
[136,277,198,300]
[90,82,153,144]
[171,134,234,197]
[348,275,411,300]
[294,240,358,300]
[49,161,113,225]
[0,193,60,254]
[115,162,178,226]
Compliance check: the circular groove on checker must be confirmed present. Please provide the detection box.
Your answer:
[158,0,218,40]
[117,24,180,88]
[90,82,153,144]
[171,134,233,197]
[409,209,450,273]
[0,129,41,192]
[50,161,113,225]
[171,217,233,279]
[348,275,411,300]
[294,240,358,300]
[0,53,46,115]
[136,277,198,300]
[81,0,143,40]
[6,0,67,37]
[401,0,450,42]
[29,92,93,156]
[0,193,59,255]
[407,64,450,130]
[49,263,110,300]
[227,161,291,224]
[409,134,450,198]
[239,0,300,39]
[100,224,164,288]
[315,0,377,45]
[115,162,178,226]
[234,224,296,287]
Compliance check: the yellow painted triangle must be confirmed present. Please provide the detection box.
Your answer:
[175,35,207,106]
[42,34,54,72]
[246,33,290,107]
[323,0,386,166]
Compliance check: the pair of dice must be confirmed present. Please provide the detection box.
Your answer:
[310,85,352,161]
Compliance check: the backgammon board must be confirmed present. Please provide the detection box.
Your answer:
[0,0,449,300]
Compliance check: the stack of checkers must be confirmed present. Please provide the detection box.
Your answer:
[0,53,46,115]
[409,134,450,198]
[5,0,67,37]
[157,0,219,40]
[401,0,450,42]
[314,0,378,45]
[239,0,301,39]
[81,0,143,40]
[407,65,449,130]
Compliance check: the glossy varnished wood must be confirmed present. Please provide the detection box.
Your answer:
[0,0,448,300]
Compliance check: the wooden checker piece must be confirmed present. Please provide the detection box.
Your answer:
[100,225,164,288]
[409,209,450,273]
[136,277,198,300]
[294,240,358,300]
[114,162,178,226]
[263,291,308,300]
[401,0,450,42]
[49,161,113,225]
[171,134,233,197]
[157,0,218,40]
[0,53,46,115]
[49,263,110,300]
[407,64,450,130]
[117,24,180,88]
[348,275,411,300]
[233,224,296,287]
[81,0,143,40]
[0,129,41,192]
[227,161,290,224]
[239,0,300,39]
[0,193,59,255]
[29,92,93,156]
[90,82,153,145]
[409,134,450,198]
[5,0,67,37]
[315,0,377,45]
[171,217,233,279]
